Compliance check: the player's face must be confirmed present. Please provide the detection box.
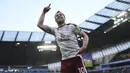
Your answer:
[55,11,65,24]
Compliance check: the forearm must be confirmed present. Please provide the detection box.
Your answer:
[37,12,46,26]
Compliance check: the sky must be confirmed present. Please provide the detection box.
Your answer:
[0,0,114,32]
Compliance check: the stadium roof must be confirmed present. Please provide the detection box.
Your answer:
[0,31,55,42]
[0,0,130,42]
[79,0,130,33]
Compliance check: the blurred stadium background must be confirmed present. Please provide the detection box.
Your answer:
[0,0,130,73]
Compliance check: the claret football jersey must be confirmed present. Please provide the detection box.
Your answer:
[43,23,81,60]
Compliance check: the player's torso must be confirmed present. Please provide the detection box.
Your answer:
[55,25,73,41]
[54,24,79,60]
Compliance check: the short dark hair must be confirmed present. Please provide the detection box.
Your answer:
[55,11,65,18]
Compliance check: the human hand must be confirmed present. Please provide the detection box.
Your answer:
[43,4,51,13]
[78,47,86,54]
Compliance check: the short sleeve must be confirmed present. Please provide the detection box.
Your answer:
[71,24,81,35]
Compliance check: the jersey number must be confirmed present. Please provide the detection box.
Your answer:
[78,67,86,73]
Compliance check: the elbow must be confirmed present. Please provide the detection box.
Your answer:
[37,20,43,27]
[86,34,89,41]
[82,32,88,39]
[37,24,40,28]
[85,33,89,44]
[37,22,41,27]
[84,32,89,40]
[37,23,43,28]
[83,33,89,48]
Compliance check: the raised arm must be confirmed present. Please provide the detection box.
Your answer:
[37,4,51,32]
[37,4,55,35]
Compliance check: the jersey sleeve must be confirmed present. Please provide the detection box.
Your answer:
[71,24,81,35]
[42,25,55,35]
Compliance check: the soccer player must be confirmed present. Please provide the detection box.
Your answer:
[37,4,89,73]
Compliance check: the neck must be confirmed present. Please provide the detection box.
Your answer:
[58,23,65,28]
